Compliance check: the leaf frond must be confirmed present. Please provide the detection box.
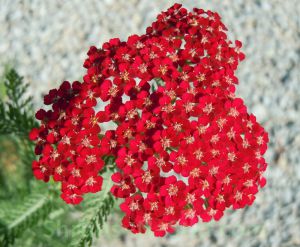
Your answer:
[0,68,37,136]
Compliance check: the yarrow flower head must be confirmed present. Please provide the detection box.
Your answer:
[30,3,269,236]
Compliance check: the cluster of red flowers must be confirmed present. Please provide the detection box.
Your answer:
[30,4,268,236]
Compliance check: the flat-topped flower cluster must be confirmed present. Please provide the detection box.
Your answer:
[30,4,269,236]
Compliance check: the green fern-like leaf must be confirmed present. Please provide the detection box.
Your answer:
[0,68,118,246]
[71,192,115,247]
[13,206,74,247]
[0,68,37,136]
[0,190,53,247]
[69,161,117,247]
[17,137,36,185]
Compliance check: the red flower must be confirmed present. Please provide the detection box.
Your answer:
[81,174,103,193]
[61,190,83,205]
[160,176,187,202]
[110,172,135,198]
[30,3,268,237]
[151,220,175,237]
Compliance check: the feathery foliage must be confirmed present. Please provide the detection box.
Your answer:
[0,68,37,136]
[71,184,115,247]
[0,188,53,247]
[0,68,118,246]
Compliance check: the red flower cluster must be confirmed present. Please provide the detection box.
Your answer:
[30,4,269,236]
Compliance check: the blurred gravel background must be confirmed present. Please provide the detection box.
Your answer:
[0,0,299,246]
